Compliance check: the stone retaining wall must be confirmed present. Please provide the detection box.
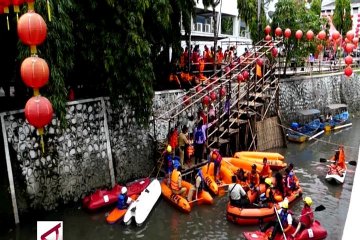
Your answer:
[279,72,360,124]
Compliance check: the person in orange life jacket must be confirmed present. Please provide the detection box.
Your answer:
[291,197,314,238]
[236,168,248,188]
[259,157,272,183]
[247,164,260,191]
[261,201,292,240]
[168,127,179,155]
[171,166,187,197]
[228,175,249,208]
[207,149,222,183]
[178,125,190,167]
[117,187,133,210]
[336,146,346,169]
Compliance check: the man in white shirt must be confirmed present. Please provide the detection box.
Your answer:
[228,175,249,208]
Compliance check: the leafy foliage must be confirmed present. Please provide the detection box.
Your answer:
[238,0,267,43]
[271,0,324,73]
[333,0,352,36]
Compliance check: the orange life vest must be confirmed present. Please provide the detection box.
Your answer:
[171,170,181,191]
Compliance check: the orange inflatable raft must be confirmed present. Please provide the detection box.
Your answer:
[201,162,234,195]
[160,180,213,213]
[227,186,302,225]
[233,156,287,171]
[222,157,264,172]
[234,151,285,161]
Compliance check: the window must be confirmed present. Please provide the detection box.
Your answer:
[221,16,233,35]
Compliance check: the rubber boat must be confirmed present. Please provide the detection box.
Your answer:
[243,220,327,240]
[234,151,285,161]
[222,157,264,173]
[287,109,321,143]
[325,146,347,184]
[325,167,346,184]
[160,179,213,213]
[123,179,161,226]
[83,177,151,211]
[226,187,302,225]
[201,162,234,195]
[233,155,287,171]
[106,194,139,224]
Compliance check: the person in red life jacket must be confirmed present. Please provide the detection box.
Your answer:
[117,187,133,210]
[247,164,260,191]
[328,153,345,177]
[261,200,293,240]
[168,127,179,154]
[207,149,222,183]
[259,157,272,183]
[292,197,314,238]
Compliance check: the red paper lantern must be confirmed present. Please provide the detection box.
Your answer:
[318,30,326,40]
[220,87,226,97]
[353,37,359,45]
[264,25,271,35]
[183,95,191,106]
[345,55,353,65]
[1,0,10,13]
[24,96,53,129]
[257,58,263,67]
[17,11,47,54]
[275,27,282,37]
[242,70,249,80]
[346,31,355,41]
[210,91,217,101]
[332,30,340,40]
[225,66,231,73]
[271,48,278,57]
[202,95,210,106]
[196,86,202,93]
[284,28,291,38]
[12,0,24,13]
[295,30,303,40]
[306,30,314,40]
[344,43,354,54]
[344,66,353,77]
[20,56,49,89]
[265,34,272,41]
[237,74,244,82]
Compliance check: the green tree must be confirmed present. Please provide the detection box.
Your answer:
[333,0,352,36]
[203,0,221,71]
[310,0,322,14]
[238,0,267,43]
[271,0,323,74]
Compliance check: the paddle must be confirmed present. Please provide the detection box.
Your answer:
[319,158,357,166]
[274,206,287,240]
[188,198,203,204]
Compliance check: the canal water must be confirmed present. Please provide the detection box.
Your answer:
[1,119,359,240]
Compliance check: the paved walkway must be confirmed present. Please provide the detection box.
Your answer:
[342,145,360,239]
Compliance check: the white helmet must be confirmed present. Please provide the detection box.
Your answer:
[121,187,127,194]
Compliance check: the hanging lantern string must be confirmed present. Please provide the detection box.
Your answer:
[6,15,10,31]
[38,127,45,153]
[47,0,52,22]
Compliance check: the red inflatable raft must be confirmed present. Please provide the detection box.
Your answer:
[83,177,151,211]
[243,220,327,240]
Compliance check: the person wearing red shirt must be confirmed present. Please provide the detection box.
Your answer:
[259,157,272,182]
[292,197,314,238]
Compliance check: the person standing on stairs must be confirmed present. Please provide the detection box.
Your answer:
[207,149,223,183]
[178,125,190,167]
[193,119,213,165]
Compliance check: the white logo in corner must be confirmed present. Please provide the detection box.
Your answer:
[37,221,63,240]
